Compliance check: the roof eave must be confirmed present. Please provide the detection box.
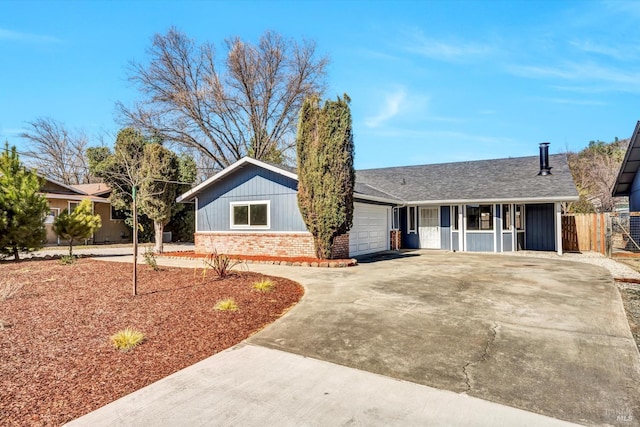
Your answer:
[42,193,109,203]
[354,194,403,204]
[405,196,580,205]
[613,120,640,197]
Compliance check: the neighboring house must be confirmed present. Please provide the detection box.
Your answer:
[177,143,579,258]
[612,121,640,210]
[40,178,129,245]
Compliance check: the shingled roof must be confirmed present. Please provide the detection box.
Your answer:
[178,153,579,204]
[355,153,578,203]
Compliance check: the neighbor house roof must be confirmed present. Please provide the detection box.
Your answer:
[71,183,112,197]
[356,153,579,204]
[612,121,640,197]
[37,175,109,203]
[177,153,579,205]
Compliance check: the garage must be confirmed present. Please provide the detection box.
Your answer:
[349,202,390,257]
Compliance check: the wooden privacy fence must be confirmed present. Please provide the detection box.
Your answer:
[562,213,611,255]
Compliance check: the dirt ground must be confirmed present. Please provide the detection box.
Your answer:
[0,259,303,426]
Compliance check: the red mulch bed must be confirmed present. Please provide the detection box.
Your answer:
[161,251,355,265]
[0,259,303,426]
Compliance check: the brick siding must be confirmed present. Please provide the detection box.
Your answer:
[195,232,351,259]
[390,230,402,250]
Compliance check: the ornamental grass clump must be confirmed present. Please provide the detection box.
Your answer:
[202,249,243,279]
[252,278,275,292]
[214,298,239,311]
[110,328,145,351]
[0,279,23,301]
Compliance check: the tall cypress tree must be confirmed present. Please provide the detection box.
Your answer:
[0,142,49,260]
[297,94,354,259]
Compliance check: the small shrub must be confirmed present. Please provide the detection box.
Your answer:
[143,247,159,271]
[202,249,242,279]
[0,279,23,301]
[214,298,239,311]
[58,254,76,265]
[252,278,275,292]
[110,328,145,351]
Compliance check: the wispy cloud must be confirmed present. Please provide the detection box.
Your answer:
[546,98,607,106]
[507,61,640,92]
[569,40,635,61]
[402,28,494,62]
[0,28,61,44]
[364,88,407,128]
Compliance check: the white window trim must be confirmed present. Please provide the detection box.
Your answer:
[407,206,417,234]
[45,207,60,224]
[68,201,80,212]
[230,200,271,230]
[110,205,127,221]
[391,207,400,230]
[451,205,459,231]
[465,204,494,232]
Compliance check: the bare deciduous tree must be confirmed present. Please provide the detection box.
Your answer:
[117,28,328,168]
[20,117,90,185]
[567,139,628,213]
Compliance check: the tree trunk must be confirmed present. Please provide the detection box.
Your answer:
[154,220,164,254]
[13,246,19,261]
[68,239,74,257]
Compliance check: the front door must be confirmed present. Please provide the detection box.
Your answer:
[419,207,440,249]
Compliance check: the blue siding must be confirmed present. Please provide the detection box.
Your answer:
[631,171,640,211]
[467,233,494,251]
[197,165,307,232]
[452,232,460,251]
[502,233,513,251]
[525,203,555,251]
[440,206,451,250]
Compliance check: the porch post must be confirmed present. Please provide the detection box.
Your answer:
[555,202,563,256]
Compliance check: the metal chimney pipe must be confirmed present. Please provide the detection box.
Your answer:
[538,142,552,176]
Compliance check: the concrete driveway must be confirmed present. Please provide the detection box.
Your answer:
[246,251,640,426]
[69,250,640,426]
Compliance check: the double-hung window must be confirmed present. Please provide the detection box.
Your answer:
[230,201,270,229]
[502,204,511,230]
[451,205,459,231]
[408,206,417,233]
[392,207,400,230]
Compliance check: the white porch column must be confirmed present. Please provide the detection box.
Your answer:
[195,197,199,233]
[555,202,563,256]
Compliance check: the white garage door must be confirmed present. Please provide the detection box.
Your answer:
[349,203,390,257]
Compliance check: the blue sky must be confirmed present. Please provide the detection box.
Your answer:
[1,0,639,169]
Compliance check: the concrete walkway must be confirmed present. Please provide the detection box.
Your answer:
[68,250,640,426]
[68,344,578,427]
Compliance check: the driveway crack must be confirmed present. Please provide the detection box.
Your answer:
[462,322,499,393]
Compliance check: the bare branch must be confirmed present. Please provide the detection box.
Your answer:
[19,117,91,185]
[119,28,328,167]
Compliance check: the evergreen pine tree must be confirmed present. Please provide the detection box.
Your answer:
[0,142,49,260]
[53,198,102,257]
